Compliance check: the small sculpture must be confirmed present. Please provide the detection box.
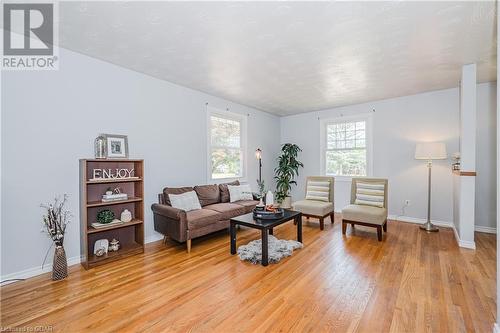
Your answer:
[94,135,107,159]
[94,239,109,255]
[109,238,120,252]
[120,209,132,223]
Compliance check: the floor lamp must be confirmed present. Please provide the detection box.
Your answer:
[415,142,447,232]
[255,148,262,183]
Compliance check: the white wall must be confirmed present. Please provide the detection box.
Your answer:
[0,48,281,279]
[281,83,496,225]
[475,82,497,228]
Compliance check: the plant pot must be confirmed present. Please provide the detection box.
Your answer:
[52,245,68,281]
[280,196,292,209]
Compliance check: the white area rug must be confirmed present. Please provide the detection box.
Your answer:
[237,235,303,264]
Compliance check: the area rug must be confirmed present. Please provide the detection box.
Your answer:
[237,235,303,264]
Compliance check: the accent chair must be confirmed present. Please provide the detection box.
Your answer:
[292,176,335,230]
[341,177,388,241]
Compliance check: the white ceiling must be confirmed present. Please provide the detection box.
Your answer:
[58,1,496,116]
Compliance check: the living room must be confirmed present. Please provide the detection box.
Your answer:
[1,1,499,332]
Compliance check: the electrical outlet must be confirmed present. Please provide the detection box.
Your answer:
[404,200,411,206]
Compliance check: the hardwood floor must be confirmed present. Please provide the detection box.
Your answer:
[1,215,496,332]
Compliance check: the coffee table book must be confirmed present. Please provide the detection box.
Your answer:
[79,159,145,269]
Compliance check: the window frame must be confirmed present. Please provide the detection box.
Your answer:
[319,114,373,182]
[207,107,247,183]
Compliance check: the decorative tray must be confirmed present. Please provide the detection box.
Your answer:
[253,208,284,220]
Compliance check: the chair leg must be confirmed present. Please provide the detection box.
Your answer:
[319,217,324,230]
[383,220,387,232]
[377,226,382,241]
[342,220,347,235]
[163,235,168,245]
[187,239,192,253]
[330,212,335,224]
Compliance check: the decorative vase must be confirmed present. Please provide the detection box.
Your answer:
[94,135,107,159]
[120,209,132,222]
[280,196,292,209]
[266,190,274,206]
[52,246,68,281]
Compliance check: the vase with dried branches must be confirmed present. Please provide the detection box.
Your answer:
[41,195,71,281]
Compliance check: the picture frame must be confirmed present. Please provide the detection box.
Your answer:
[102,134,129,159]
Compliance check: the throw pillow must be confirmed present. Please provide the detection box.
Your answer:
[219,180,240,203]
[305,181,330,202]
[163,186,194,206]
[194,184,220,206]
[228,184,253,203]
[354,182,385,208]
[168,191,202,211]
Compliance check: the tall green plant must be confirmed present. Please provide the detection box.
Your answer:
[274,143,304,203]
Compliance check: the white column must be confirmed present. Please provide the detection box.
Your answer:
[453,64,476,249]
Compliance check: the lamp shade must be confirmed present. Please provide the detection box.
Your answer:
[255,148,262,160]
[415,142,447,160]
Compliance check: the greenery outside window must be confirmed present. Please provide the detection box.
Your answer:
[208,109,247,181]
[320,115,372,179]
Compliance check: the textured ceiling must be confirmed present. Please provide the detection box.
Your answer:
[57,1,496,116]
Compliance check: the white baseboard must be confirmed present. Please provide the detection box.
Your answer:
[1,233,166,284]
[1,255,81,285]
[475,225,497,234]
[451,223,476,250]
[145,233,164,244]
[387,215,453,228]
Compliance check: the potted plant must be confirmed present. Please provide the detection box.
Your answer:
[274,143,304,208]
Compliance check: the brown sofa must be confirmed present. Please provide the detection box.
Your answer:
[151,181,258,253]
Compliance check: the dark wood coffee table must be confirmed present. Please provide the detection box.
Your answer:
[230,210,302,266]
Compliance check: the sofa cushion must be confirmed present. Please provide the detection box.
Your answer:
[292,200,334,217]
[341,204,387,225]
[194,184,220,206]
[228,184,253,202]
[305,180,331,202]
[204,203,246,220]
[185,209,221,229]
[163,186,194,206]
[233,200,259,213]
[169,191,202,212]
[219,180,240,203]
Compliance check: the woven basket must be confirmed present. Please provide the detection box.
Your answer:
[52,246,68,281]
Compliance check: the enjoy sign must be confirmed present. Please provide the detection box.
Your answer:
[92,168,135,180]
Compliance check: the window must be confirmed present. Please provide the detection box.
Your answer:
[208,109,246,181]
[320,115,372,178]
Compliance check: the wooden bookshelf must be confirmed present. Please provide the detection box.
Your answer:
[80,159,144,269]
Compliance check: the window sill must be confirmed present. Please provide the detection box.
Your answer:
[326,175,368,182]
[209,177,247,184]
[333,176,353,182]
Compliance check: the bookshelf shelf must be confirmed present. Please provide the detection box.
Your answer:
[87,219,143,234]
[80,159,144,269]
[86,177,142,184]
[86,197,143,208]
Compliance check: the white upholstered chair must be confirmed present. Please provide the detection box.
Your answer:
[341,177,388,241]
[292,176,335,230]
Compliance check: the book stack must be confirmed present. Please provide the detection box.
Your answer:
[101,193,128,202]
[91,220,124,229]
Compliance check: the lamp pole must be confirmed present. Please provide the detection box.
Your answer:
[420,160,439,232]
